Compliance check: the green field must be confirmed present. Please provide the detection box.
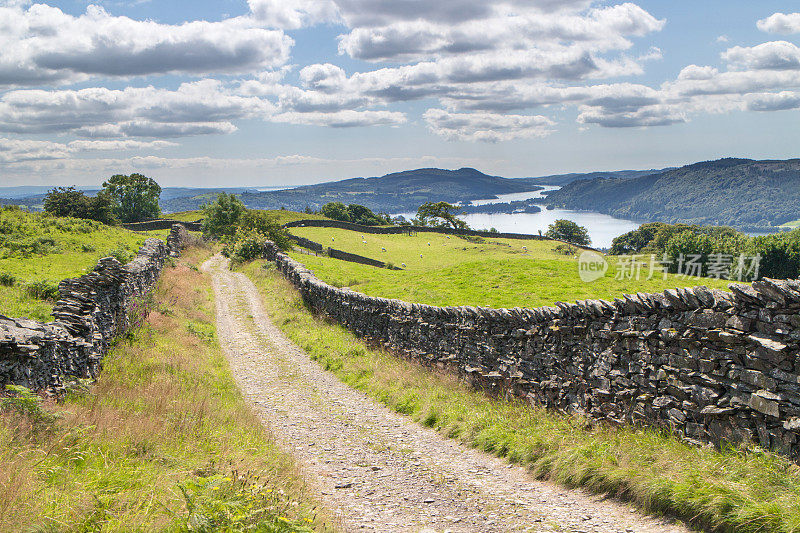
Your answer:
[0,209,152,322]
[287,227,732,309]
[780,219,800,229]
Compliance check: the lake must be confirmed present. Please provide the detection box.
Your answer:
[396,186,642,249]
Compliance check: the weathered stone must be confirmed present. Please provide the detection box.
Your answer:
[749,390,781,417]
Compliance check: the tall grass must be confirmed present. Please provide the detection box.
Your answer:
[0,247,333,532]
[243,260,800,533]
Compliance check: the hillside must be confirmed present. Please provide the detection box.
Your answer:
[544,158,800,229]
[212,168,540,214]
[516,167,672,187]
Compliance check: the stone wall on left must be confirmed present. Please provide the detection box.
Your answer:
[0,224,190,392]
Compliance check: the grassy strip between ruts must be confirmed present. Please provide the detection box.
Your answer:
[0,246,334,532]
[242,260,800,533]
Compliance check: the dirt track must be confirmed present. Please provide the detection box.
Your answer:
[203,255,690,533]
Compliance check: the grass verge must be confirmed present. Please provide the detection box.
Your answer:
[0,246,333,532]
[243,259,800,533]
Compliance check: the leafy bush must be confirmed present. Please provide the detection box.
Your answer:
[0,272,15,286]
[108,245,134,264]
[545,219,591,246]
[43,186,118,225]
[202,193,247,239]
[25,280,60,301]
[178,473,314,532]
[320,202,391,226]
[1,385,59,429]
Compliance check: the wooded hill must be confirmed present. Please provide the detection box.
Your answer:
[544,158,800,230]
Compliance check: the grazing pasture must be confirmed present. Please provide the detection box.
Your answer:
[287,226,733,309]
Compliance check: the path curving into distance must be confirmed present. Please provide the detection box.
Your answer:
[202,254,690,533]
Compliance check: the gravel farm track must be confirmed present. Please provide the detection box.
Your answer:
[202,255,692,533]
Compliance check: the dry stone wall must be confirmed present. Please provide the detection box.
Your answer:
[0,225,189,392]
[261,241,800,462]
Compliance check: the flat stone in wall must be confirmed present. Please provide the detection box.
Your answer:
[260,240,800,462]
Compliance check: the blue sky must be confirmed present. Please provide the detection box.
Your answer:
[0,0,799,187]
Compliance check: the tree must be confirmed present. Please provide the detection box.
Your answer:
[321,202,350,222]
[202,193,247,239]
[545,219,591,246]
[416,201,468,229]
[43,186,117,225]
[102,174,161,223]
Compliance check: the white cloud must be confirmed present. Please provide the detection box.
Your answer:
[757,12,800,34]
[247,0,339,29]
[0,137,176,163]
[746,91,800,112]
[423,109,554,142]
[272,109,407,128]
[337,3,664,62]
[722,41,800,71]
[0,3,293,87]
[0,81,271,137]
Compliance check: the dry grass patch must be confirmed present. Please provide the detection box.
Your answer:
[0,246,334,532]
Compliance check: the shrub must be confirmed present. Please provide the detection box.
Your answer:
[108,245,134,264]
[1,385,59,429]
[0,272,15,286]
[25,280,60,301]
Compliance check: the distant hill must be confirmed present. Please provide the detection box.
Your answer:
[515,168,672,187]
[225,168,541,214]
[544,158,800,230]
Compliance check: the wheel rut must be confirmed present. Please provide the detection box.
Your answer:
[202,255,690,533]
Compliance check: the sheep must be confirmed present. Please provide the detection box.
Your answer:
[401,263,407,268]
[427,242,431,246]
[522,246,528,251]
[420,254,423,258]
[382,247,387,252]
[446,236,450,239]
[331,237,335,242]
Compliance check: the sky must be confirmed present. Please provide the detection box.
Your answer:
[0,0,799,187]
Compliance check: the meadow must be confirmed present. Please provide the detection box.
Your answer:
[243,261,800,533]
[0,208,155,322]
[287,226,733,309]
[0,246,330,531]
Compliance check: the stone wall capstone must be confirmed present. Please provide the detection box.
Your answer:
[0,224,190,392]
[260,240,800,462]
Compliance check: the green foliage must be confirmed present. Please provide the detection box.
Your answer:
[320,202,391,226]
[43,186,118,225]
[0,273,14,286]
[415,201,468,229]
[178,473,314,532]
[545,219,591,246]
[751,229,800,280]
[202,193,247,239]
[24,280,59,301]
[108,245,134,264]
[1,385,59,428]
[611,223,798,280]
[102,173,162,223]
